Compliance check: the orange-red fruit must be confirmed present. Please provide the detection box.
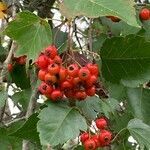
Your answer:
[67,64,79,77]
[86,86,96,96]
[139,8,150,20]
[86,75,97,87]
[75,91,87,100]
[38,82,53,95]
[45,73,57,84]
[48,63,60,75]
[36,55,49,69]
[91,135,100,148]
[44,45,57,59]
[61,81,73,90]
[95,118,107,129]
[7,63,13,72]
[73,77,82,86]
[80,132,89,143]
[38,69,47,81]
[99,130,112,147]
[106,16,121,22]
[83,139,97,150]
[50,89,63,101]
[87,63,99,76]
[59,67,67,81]
[53,55,62,65]
[78,67,91,81]
[17,56,26,65]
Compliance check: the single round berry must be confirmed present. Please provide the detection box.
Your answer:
[139,8,150,21]
[53,55,62,65]
[75,91,87,101]
[45,73,57,84]
[61,81,73,90]
[106,16,121,22]
[48,63,60,75]
[86,86,96,96]
[59,67,67,81]
[38,82,53,95]
[91,135,100,148]
[17,55,26,65]
[83,139,96,150]
[80,132,89,143]
[87,63,99,76]
[95,118,107,129]
[36,55,49,69]
[64,89,75,99]
[44,45,57,59]
[7,63,13,72]
[67,64,79,77]
[50,89,63,101]
[86,75,97,87]
[98,130,112,147]
[78,67,91,81]
[38,69,47,81]
[73,77,82,86]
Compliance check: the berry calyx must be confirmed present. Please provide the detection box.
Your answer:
[80,132,89,143]
[67,64,79,77]
[83,139,96,150]
[48,63,60,75]
[78,67,91,81]
[95,118,107,129]
[139,8,150,21]
[38,82,53,95]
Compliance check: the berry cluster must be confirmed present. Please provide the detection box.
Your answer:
[80,118,112,150]
[7,55,27,72]
[36,45,99,101]
[139,8,150,21]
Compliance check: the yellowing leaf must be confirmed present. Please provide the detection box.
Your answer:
[0,2,7,19]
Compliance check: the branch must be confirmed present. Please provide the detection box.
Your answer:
[88,19,93,52]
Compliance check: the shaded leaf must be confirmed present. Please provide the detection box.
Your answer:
[37,102,87,147]
[127,119,150,149]
[101,35,150,87]
[0,90,7,108]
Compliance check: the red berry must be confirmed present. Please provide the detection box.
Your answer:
[83,139,96,150]
[80,132,89,143]
[73,77,82,86]
[98,130,112,147]
[48,63,60,75]
[67,64,79,77]
[38,82,53,95]
[50,89,63,101]
[106,16,121,22]
[7,63,13,72]
[45,73,57,84]
[53,55,62,65]
[75,91,87,101]
[59,67,67,81]
[86,86,96,96]
[78,67,91,81]
[17,55,26,65]
[95,118,107,129]
[61,81,73,90]
[44,45,57,59]
[139,8,150,20]
[91,135,100,148]
[38,69,47,81]
[64,89,75,99]
[86,75,97,87]
[87,63,99,76]
[36,55,49,69]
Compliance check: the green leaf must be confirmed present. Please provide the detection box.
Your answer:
[12,88,31,110]
[37,102,87,147]
[127,119,150,149]
[10,64,30,89]
[5,11,52,61]
[77,96,101,120]
[60,0,139,27]
[126,87,150,125]
[101,35,150,87]
[10,113,40,143]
